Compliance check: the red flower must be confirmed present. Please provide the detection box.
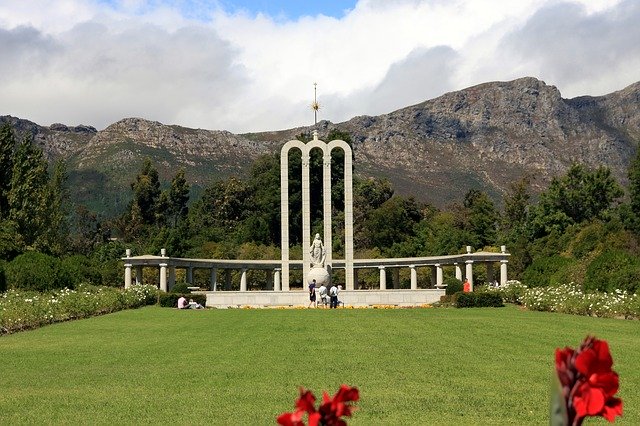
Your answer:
[277,385,359,426]
[554,336,623,425]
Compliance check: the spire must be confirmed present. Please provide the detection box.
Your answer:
[311,82,320,126]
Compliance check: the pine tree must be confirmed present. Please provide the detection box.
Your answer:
[167,169,190,227]
[130,158,161,225]
[7,136,49,247]
[0,122,16,218]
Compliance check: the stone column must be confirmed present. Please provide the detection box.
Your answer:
[266,270,273,290]
[431,266,437,288]
[379,266,386,290]
[436,264,443,288]
[342,143,354,291]
[323,152,332,272]
[410,265,417,290]
[280,146,291,292]
[210,268,217,291]
[240,268,247,291]
[500,260,508,286]
[393,268,400,289]
[186,267,193,285]
[159,263,168,292]
[353,269,359,289]
[454,263,462,281]
[274,268,281,292]
[465,260,474,291]
[124,263,132,288]
[301,152,311,286]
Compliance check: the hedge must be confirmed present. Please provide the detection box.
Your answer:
[455,291,504,308]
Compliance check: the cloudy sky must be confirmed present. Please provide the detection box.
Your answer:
[1,0,638,133]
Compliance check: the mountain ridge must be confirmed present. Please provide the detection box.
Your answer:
[2,76,639,215]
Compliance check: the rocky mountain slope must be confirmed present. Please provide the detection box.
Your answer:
[2,76,639,215]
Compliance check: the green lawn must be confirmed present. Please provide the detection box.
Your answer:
[0,305,638,425]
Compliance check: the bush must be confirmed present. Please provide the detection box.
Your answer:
[455,292,504,308]
[5,252,67,292]
[584,249,640,293]
[521,255,573,287]
[61,255,102,287]
[158,293,206,308]
[170,282,191,294]
[444,277,463,295]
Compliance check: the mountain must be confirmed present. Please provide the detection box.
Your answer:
[2,77,639,216]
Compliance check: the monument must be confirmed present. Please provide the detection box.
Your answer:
[280,131,354,291]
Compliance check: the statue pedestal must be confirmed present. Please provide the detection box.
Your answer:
[307,266,329,286]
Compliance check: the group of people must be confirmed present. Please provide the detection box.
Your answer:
[308,280,341,308]
[177,295,204,309]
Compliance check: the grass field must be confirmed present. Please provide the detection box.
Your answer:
[0,305,638,425]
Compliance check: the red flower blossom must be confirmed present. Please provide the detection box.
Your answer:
[277,385,359,426]
[554,336,623,425]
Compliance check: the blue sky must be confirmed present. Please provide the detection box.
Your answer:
[217,0,357,19]
[0,0,638,132]
[95,0,357,20]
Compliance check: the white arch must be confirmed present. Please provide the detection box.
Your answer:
[280,134,355,290]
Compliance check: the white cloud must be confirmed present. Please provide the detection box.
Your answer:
[0,0,637,132]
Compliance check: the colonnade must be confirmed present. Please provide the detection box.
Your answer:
[123,246,510,291]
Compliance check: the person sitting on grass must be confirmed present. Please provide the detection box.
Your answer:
[178,296,189,309]
[189,298,205,309]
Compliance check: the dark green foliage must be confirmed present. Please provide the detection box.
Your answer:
[170,282,190,294]
[363,196,423,249]
[528,164,623,238]
[5,252,71,291]
[584,249,640,293]
[0,122,16,217]
[0,219,24,261]
[60,255,101,286]
[463,189,499,248]
[0,261,6,292]
[521,255,573,287]
[455,291,504,308]
[130,158,161,225]
[158,293,206,308]
[444,276,463,295]
[8,136,50,247]
[570,221,606,259]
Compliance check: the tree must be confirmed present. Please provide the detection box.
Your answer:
[130,158,161,225]
[501,177,531,238]
[529,164,623,238]
[462,189,499,249]
[0,122,16,218]
[167,169,190,227]
[7,136,49,247]
[36,160,70,255]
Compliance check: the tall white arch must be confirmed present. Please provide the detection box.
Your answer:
[280,132,354,291]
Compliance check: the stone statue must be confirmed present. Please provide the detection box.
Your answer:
[309,233,326,267]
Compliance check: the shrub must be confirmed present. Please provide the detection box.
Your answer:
[170,282,191,294]
[455,292,504,308]
[584,249,640,293]
[444,277,463,295]
[521,255,573,287]
[5,252,66,292]
[61,255,102,287]
[158,293,206,308]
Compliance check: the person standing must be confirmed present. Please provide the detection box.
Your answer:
[308,280,317,308]
[463,278,471,293]
[329,283,339,309]
[318,283,328,308]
